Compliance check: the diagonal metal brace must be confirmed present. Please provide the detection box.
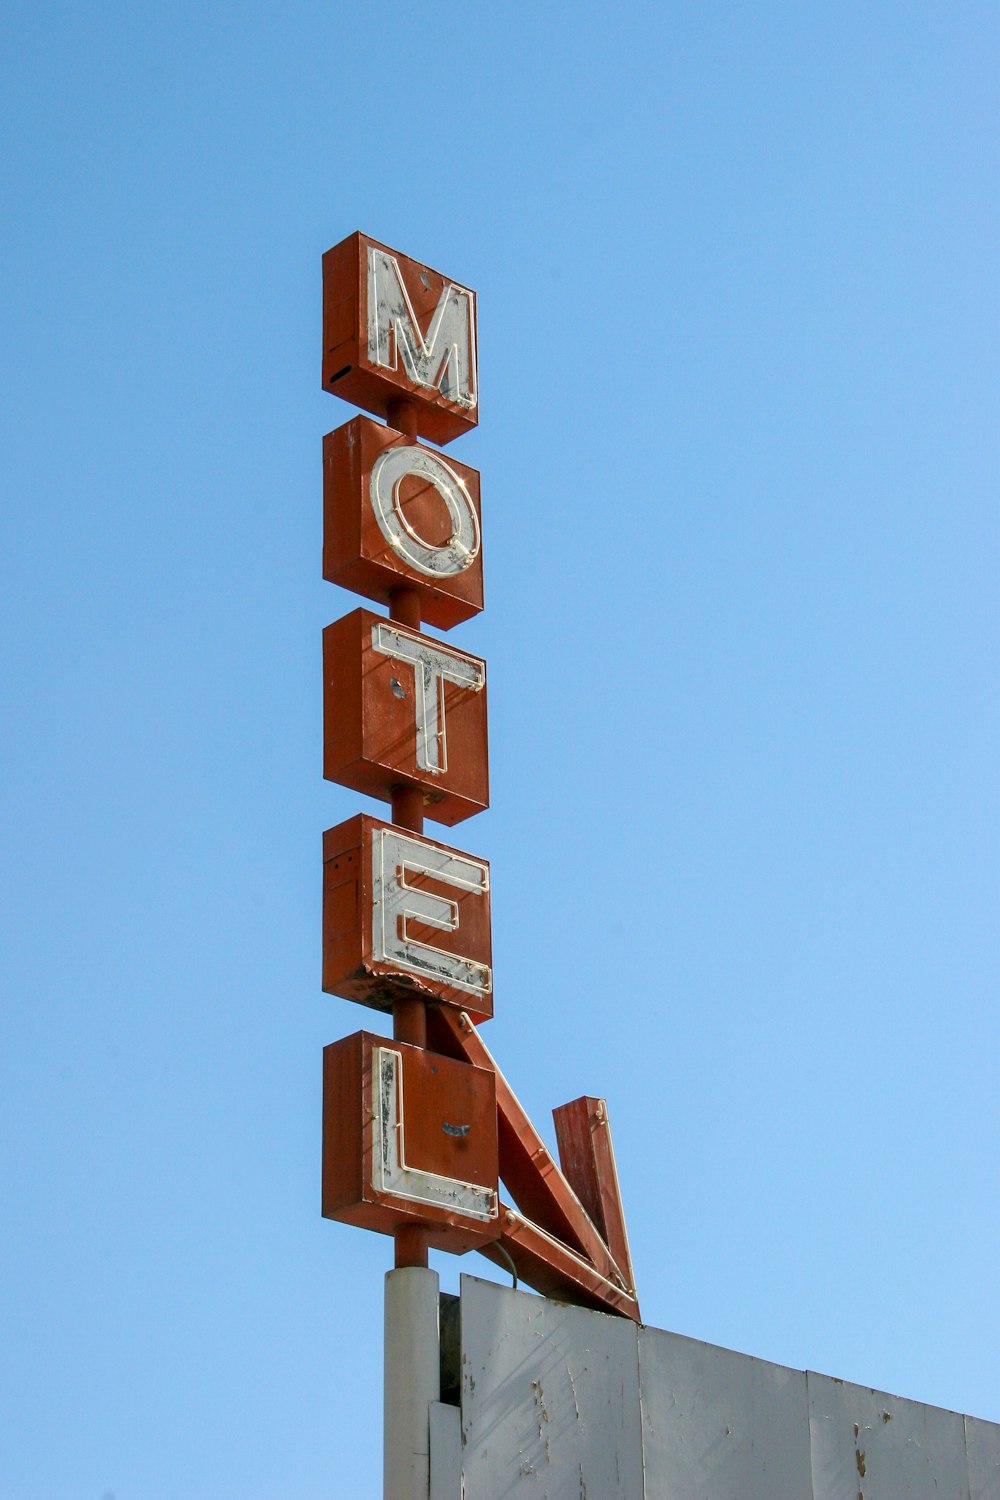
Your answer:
[428,1007,640,1320]
[553,1095,637,1304]
[481,1202,640,1321]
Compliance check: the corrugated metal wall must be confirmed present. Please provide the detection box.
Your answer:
[431,1275,999,1499]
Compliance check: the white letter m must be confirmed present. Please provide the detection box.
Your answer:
[367,247,477,410]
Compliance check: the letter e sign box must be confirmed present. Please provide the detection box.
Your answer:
[323,1030,499,1253]
[322,813,493,1024]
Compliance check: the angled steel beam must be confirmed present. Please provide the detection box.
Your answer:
[428,1008,638,1317]
[481,1203,640,1321]
[553,1095,637,1303]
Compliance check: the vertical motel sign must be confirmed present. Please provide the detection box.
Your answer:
[320,232,640,1319]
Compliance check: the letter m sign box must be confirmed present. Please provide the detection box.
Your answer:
[322,232,478,444]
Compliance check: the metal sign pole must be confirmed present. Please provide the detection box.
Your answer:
[383,1266,440,1500]
[383,393,436,1498]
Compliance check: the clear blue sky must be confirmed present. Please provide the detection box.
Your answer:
[1,4,997,1496]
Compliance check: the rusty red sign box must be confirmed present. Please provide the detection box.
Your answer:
[322,812,493,1025]
[323,1031,499,1255]
[323,416,483,629]
[318,231,639,1320]
[323,608,488,825]
[323,232,478,444]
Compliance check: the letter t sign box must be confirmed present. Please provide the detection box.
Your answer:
[323,607,488,826]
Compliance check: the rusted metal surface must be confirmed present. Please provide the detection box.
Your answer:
[322,1031,499,1254]
[324,608,488,826]
[553,1094,636,1301]
[322,813,493,1024]
[324,416,484,630]
[481,1206,640,1319]
[429,1008,639,1319]
[390,783,425,835]
[386,397,420,441]
[318,234,643,1314]
[389,584,423,630]
[392,1222,430,1268]
[323,232,478,444]
[392,998,428,1054]
[806,1370,972,1500]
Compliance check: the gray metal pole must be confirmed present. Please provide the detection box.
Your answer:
[384,1266,440,1500]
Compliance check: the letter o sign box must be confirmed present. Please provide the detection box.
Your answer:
[324,416,484,629]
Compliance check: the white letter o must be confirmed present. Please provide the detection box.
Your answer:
[369,447,480,578]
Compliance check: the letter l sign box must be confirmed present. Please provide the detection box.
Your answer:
[323,1030,500,1254]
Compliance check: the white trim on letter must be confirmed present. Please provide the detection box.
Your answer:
[366,247,477,409]
[371,622,485,776]
[372,1046,497,1222]
[369,445,480,579]
[371,827,491,1000]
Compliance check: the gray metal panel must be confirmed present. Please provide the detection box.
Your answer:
[459,1274,644,1499]
[808,1371,970,1500]
[456,1276,999,1500]
[638,1323,812,1500]
[966,1415,1000,1500]
[429,1401,461,1500]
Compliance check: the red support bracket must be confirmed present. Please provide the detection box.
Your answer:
[553,1095,637,1304]
[481,1204,639,1321]
[428,1007,641,1321]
